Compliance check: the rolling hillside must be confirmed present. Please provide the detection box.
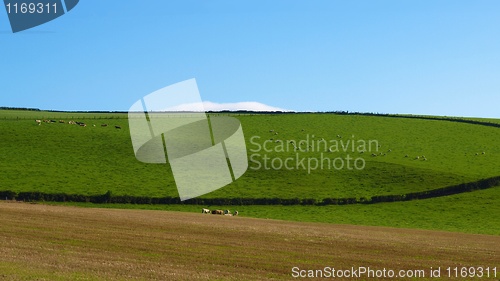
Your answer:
[0,110,498,200]
[0,109,499,238]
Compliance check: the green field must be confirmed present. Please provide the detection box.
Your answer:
[49,186,500,235]
[1,109,499,234]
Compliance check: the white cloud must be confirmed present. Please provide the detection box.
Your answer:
[164,101,291,112]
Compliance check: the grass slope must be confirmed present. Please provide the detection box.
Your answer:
[0,111,498,200]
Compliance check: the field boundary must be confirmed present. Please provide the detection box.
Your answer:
[2,109,499,127]
[2,176,499,206]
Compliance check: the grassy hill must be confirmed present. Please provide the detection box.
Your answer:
[0,109,499,234]
[0,110,498,199]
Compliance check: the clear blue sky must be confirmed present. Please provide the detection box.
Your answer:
[1,1,499,117]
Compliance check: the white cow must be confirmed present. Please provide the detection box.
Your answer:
[202,208,210,214]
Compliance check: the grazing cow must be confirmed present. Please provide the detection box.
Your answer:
[233,211,239,216]
[224,210,231,215]
[211,210,224,215]
[35,120,41,125]
[415,156,420,160]
[79,123,87,127]
[101,124,108,127]
[115,125,121,129]
[68,121,76,125]
[59,120,65,123]
[202,208,210,214]
[482,152,486,154]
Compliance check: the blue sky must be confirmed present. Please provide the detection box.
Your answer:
[1,1,499,117]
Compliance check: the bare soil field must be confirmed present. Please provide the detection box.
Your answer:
[0,202,498,280]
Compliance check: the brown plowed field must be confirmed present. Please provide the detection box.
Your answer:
[0,202,498,280]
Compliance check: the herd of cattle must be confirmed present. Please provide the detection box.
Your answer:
[202,208,238,216]
[35,119,121,129]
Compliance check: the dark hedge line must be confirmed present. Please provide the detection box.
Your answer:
[0,107,40,111]
[4,109,499,128]
[1,176,499,206]
[382,114,500,129]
